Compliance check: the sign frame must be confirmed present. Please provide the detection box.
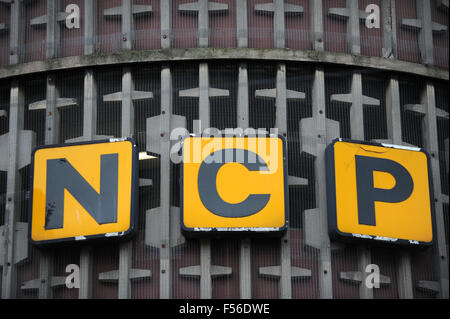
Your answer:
[325,138,436,247]
[28,138,139,247]
[180,134,289,238]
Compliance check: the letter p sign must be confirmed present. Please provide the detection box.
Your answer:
[326,140,435,246]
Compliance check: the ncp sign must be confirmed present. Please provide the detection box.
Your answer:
[326,139,435,246]
[181,136,288,236]
[29,139,138,245]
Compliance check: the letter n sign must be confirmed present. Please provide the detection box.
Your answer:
[181,136,288,236]
[326,139,435,246]
[29,139,138,245]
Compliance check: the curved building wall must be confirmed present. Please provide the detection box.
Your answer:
[0,0,448,299]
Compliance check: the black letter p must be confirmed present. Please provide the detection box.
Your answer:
[355,156,414,226]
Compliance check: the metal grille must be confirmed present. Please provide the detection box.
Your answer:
[323,0,347,54]
[24,0,47,63]
[285,0,309,50]
[172,0,200,49]
[133,0,160,51]
[98,0,122,54]
[399,77,423,148]
[0,82,9,269]
[395,0,421,64]
[209,0,236,48]
[325,67,352,138]
[431,0,449,69]
[361,71,388,141]
[0,2,10,67]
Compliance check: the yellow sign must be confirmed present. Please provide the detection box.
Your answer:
[181,136,288,235]
[30,139,138,245]
[326,139,434,246]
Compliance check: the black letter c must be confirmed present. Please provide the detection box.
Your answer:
[197,149,271,218]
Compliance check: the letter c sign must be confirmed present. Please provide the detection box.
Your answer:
[326,139,435,246]
[181,136,288,236]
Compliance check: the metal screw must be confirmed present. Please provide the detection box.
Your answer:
[319,110,323,114]
[162,111,166,115]
[161,269,166,274]
[317,38,323,43]
[160,133,164,137]
[318,134,321,138]
[162,34,167,39]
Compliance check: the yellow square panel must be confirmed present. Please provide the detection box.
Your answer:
[326,139,435,246]
[181,136,288,236]
[30,138,138,245]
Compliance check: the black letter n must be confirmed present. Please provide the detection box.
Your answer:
[45,154,119,229]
